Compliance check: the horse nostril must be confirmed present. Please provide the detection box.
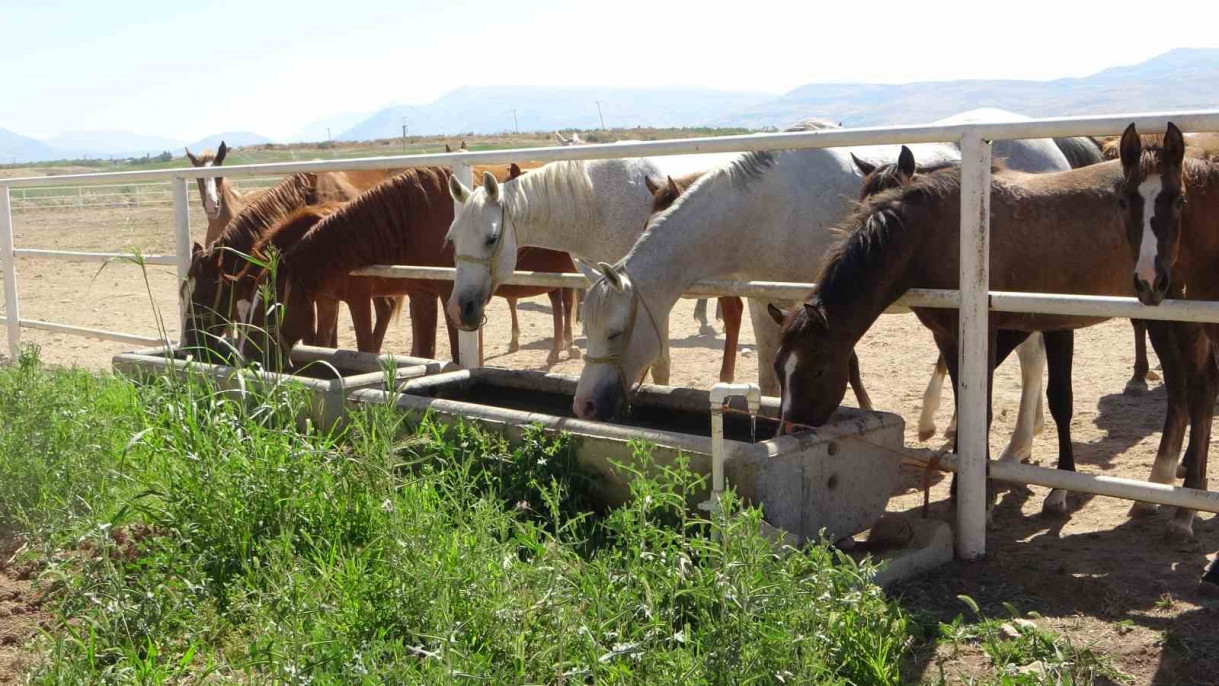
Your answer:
[582,399,597,418]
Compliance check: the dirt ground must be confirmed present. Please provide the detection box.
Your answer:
[3,202,1217,684]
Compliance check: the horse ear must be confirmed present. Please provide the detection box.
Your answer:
[767,303,787,325]
[508,163,523,179]
[665,176,680,197]
[483,171,500,202]
[597,262,624,292]
[445,143,452,153]
[185,148,200,166]
[1164,122,1186,168]
[215,141,228,165]
[644,176,660,195]
[191,241,204,257]
[1119,123,1142,171]
[802,302,827,326]
[555,131,568,144]
[460,140,468,151]
[850,153,876,176]
[448,175,471,203]
[897,146,916,178]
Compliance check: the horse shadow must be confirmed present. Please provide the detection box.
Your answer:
[891,489,1218,685]
[1074,384,1167,470]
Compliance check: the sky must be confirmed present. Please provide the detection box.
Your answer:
[3,0,1217,142]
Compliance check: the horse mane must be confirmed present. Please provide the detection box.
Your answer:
[275,168,452,291]
[252,202,345,263]
[211,173,318,264]
[504,160,596,229]
[728,118,843,187]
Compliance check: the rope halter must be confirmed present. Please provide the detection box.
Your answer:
[453,203,513,303]
[582,269,664,410]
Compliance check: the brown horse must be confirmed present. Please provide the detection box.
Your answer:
[236,166,581,367]
[643,173,745,383]
[180,170,400,356]
[185,142,254,245]
[770,158,1163,520]
[1116,123,1219,542]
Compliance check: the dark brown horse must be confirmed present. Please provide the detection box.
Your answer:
[1116,123,1219,543]
[180,170,400,356]
[770,158,1156,520]
[643,172,745,383]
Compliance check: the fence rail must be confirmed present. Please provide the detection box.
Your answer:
[9,177,283,211]
[4,108,1219,562]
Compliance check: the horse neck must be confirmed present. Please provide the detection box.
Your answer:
[285,172,452,291]
[1180,160,1219,278]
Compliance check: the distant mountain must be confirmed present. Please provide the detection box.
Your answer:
[339,85,772,140]
[718,48,1219,128]
[0,127,58,164]
[43,129,181,159]
[292,112,372,144]
[185,132,273,153]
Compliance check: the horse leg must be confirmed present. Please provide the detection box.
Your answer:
[563,288,581,358]
[1166,322,1214,540]
[694,299,716,336]
[1130,320,1189,517]
[410,295,439,359]
[370,296,398,353]
[847,350,873,411]
[545,289,563,364]
[347,298,376,352]
[506,297,521,353]
[1126,319,1151,394]
[748,298,786,396]
[717,297,743,383]
[998,333,1046,463]
[311,298,340,348]
[1040,329,1076,516]
[919,355,948,441]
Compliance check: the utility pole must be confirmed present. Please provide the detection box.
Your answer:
[326,128,331,146]
[511,110,519,134]
[401,117,408,153]
[594,100,605,130]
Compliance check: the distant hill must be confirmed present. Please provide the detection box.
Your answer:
[718,48,1219,128]
[43,129,181,159]
[185,132,273,153]
[0,127,58,164]
[339,85,772,140]
[292,112,373,144]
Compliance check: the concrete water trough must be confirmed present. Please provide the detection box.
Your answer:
[113,344,456,429]
[348,367,908,544]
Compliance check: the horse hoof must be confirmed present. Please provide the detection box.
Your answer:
[1041,490,1069,517]
[917,424,937,442]
[508,342,520,354]
[699,325,717,337]
[997,446,1032,464]
[567,346,582,360]
[546,352,561,365]
[1128,501,1158,518]
[1124,378,1149,395]
[1167,518,1195,541]
[944,427,958,441]
[1147,369,1161,381]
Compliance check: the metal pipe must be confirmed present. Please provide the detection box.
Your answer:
[4,110,1218,188]
[705,382,762,541]
[451,161,481,368]
[956,134,992,561]
[17,319,166,346]
[13,249,178,265]
[172,178,192,331]
[0,188,19,359]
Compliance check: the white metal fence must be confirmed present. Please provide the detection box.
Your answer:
[3,109,1219,561]
[8,177,283,211]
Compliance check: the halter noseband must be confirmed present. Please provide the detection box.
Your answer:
[583,273,664,410]
[454,203,513,301]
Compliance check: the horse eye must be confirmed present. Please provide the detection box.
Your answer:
[1118,197,1129,210]
[484,233,497,247]
[608,331,622,342]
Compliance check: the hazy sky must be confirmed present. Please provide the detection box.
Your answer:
[4,0,1216,141]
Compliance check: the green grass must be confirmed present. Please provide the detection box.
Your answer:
[2,348,916,684]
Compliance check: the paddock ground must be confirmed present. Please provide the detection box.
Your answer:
[2,200,1217,684]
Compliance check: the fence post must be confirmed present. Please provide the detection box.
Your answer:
[957,132,992,561]
[450,160,482,367]
[172,177,192,340]
[0,186,20,360]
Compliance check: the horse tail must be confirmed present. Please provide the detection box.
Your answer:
[1053,136,1106,169]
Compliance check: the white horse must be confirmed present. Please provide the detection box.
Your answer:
[446,152,742,383]
[575,112,1071,465]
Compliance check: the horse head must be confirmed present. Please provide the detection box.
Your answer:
[185,141,228,220]
[768,301,852,433]
[1118,122,1188,306]
[573,263,666,420]
[445,170,520,330]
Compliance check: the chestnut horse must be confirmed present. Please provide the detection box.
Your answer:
[180,170,400,356]
[185,142,254,245]
[643,172,746,384]
[236,166,582,366]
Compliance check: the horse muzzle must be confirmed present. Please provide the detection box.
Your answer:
[1133,272,1168,307]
